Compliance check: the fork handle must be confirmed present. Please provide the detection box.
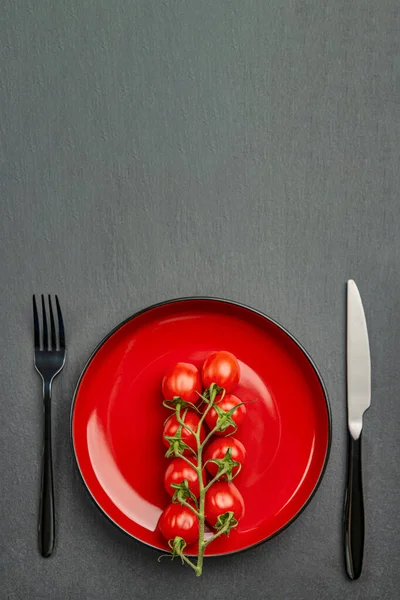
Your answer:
[39,380,55,557]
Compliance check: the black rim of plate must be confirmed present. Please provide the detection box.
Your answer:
[70,296,332,557]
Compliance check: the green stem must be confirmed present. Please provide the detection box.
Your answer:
[203,520,232,547]
[204,466,229,493]
[176,453,197,469]
[177,552,198,572]
[195,441,206,576]
[175,405,196,434]
[168,384,227,577]
[180,500,200,518]
[200,419,226,452]
[192,385,223,577]
[198,400,212,429]
[198,385,226,450]
[200,428,217,451]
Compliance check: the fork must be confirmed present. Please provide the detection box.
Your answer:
[33,295,66,557]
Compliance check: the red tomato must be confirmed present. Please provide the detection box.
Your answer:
[202,351,240,392]
[205,394,246,436]
[158,503,199,545]
[163,411,205,455]
[205,482,245,528]
[204,437,246,479]
[164,458,206,498]
[162,362,202,404]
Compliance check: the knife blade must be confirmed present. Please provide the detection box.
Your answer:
[344,279,371,580]
[347,279,371,440]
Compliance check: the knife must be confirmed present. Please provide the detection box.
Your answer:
[344,280,371,580]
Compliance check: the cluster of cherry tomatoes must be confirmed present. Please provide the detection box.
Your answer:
[157,351,247,549]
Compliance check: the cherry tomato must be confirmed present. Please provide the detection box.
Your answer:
[204,437,246,479]
[205,482,245,528]
[162,362,202,404]
[158,503,199,545]
[202,351,240,392]
[205,393,246,436]
[164,458,206,498]
[162,411,206,455]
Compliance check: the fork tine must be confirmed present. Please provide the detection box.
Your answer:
[48,295,57,350]
[41,294,48,350]
[33,295,40,349]
[55,295,65,349]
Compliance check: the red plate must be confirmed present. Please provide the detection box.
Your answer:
[71,298,331,556]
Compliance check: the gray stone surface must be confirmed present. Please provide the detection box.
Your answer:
[1,1,399,598]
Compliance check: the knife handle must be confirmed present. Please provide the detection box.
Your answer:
[344,432,364,580]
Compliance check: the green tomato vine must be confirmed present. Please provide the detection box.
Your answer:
[162,383,243,576]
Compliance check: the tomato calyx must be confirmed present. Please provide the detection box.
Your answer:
[159,536,197,571]
[168,536,187,562]
[162,396,201,413]
[171,480,199,508]
[166,536,200,574]
[212,402,246,435]
[202,383,224,404]
[164,434,194,458]
[214,511,238,535]
[204,447,241,482]
[164,406,201,457]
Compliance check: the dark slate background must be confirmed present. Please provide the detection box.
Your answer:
[1,1,399,598]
